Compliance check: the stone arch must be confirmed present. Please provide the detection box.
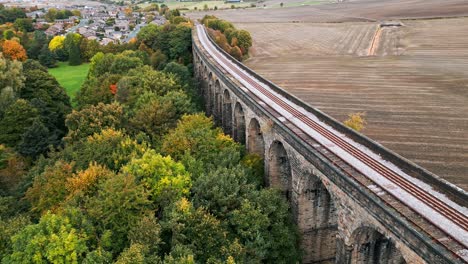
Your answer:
[233,102,246,145]
[247,118,265,159]
[267,141,292,200]
[299,175,338,263]
[349,226,406,264]
[206,72,213,116]
[223,89,233,136]
[214,80,222,125]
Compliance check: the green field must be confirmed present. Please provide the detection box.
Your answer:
[48,62,89,101]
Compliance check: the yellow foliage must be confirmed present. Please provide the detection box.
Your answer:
[48,35,65,51]
[176,197,191,213]
[344,112,367,132]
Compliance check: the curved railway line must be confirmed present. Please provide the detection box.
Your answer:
[195,24,468,262]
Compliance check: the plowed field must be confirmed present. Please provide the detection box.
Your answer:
[188,0,468,190]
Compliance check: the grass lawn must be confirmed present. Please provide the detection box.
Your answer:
[48,62,90,101]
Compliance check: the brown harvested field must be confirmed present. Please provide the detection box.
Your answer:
[188,1,468,190]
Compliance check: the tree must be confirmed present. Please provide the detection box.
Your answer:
[38,44,57,68]
[65,102,124,143]
[235,30,252,55]
[27,30,47,59]
[66,163,114,200]
[68,128,148,171]
[17,118,51,158]
[229,189,300,262]
[3,30,15,40]
[2,40,27,61]
[80,38,100,62]
[20,60,72,147]
[169,24,192,64]
[164,198,240,263]
[0,56,25,115]
[344,112,366,132]
[163,62,191,85]
[13,18,33,32]
[48,35,65,51]
[0,145,27,196]
[2,213,90,263]
[84,172,152,254]
[229,45,242,61]
[128,91,195,145]
[0,99,38,148]
[64,33,82,65]
[123,150,191,209]
[25,160,74,214]
[192,166,256,219]
[161,114,241,170]
[69,41,81,65]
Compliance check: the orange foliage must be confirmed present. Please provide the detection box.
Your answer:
[66,163,113,198]
[109,84,117,95]
[2,40,27,61]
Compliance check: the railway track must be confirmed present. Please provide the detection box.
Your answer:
[195,24,468,262]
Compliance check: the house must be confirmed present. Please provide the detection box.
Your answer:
[45,23,64,36]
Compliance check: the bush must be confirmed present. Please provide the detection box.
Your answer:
[344,112,367,132]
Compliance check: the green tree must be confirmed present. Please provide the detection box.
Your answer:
[64,33,82,65]
[0,214,31,258]
[164,198,240,263]
[169,24,192,64]
[3,30,15,40]
[163,62,191,86]
[123,150,191,209]
[38,44,57,68]
[13,18,33,32]
[74,74,118,109]
[27,31,47,59]
[80,38,100,62]
[67,128,148,171]
[69,41,82,65]
[0,56,24,116]
[128,91,194,145]
[2,213,90,263]
[0,99,38,147]
[65,102,124,143]
[20,60,72,147]
[235,30,252,55]
[229,189,300,262]
[17,118,51,158]
[84,172,152,254]
[161,114,241,175]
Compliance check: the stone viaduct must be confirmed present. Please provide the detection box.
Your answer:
[192,25,468,264]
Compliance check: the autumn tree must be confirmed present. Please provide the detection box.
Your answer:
[48,35,65,51]
[25,160,74,214]
[2,40,27,61]
[161,114,241,176]
[65,102,124,143]
[123,149,191,209]
[344,112,367,132]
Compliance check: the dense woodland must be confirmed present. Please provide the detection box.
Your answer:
[0,9,300,264]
